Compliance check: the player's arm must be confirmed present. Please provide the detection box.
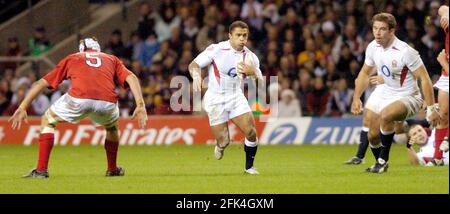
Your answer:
[125,73,147,128]
[439,5,449,29]
[188,61,202,92]
[412,66,435,106]
[189,44,215,92]
[437,49,449,75]
[8,79,50,129]
[351,63,375,114]
[412,66,440,126]
[406,146,420,165]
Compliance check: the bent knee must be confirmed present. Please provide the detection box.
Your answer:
[43,109,60,127]
[380,111,394,123]
[246,128,257,142]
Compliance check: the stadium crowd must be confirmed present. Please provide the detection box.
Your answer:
[0,0,447,117]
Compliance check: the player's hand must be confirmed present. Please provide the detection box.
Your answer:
[406,141,412,148]
[426,105,441,127]
[351,99,363,115]
[8,107,28,130]
[131,105,148,129]
[440,16,449,30]
[237,62,255,77]
[369,75,384,85]
[437,49,447,66]
[191,72,202,92]
[426,111,440,127]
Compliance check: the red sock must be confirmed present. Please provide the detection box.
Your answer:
[104,140,119,171]
[434,128,448,159]
[37,133,54,171]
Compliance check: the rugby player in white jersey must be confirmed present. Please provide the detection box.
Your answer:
[351,13,440,173]
[188,21,263,175]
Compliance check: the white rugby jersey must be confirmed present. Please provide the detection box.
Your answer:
[193,40,262,94]
[365,37,424,97]
[418,129,436,158]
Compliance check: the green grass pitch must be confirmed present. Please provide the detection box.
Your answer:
[0,144,448,193]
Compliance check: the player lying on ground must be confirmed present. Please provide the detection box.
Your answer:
[403,120,449,166]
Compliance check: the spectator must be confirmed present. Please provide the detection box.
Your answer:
[296,70,312,115]
[31,90,50,116]
[321,21,337,45]
[104,29,128,59]
[137,1,158,40]
[2,86,36,116]
[3,37,22,71]
[327,78,354,116]
[155,5,181,42]
[336,44,356,74]
[297,38,323,67]
[0,79,13,101]
[195,15,225,51]
[306,77,330,116]
[137,33,160,68]
[276,89,302,117]
[28,26,52,56]
[0,91,9,115]
[183,16,199,41]
[125,31,142,61]
[261,0,280,24]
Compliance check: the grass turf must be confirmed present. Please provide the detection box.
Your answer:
[0,144,448,193]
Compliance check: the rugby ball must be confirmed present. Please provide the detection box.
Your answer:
[237,52,254,79]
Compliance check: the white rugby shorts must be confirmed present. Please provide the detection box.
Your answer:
[50,94,119,126]
[433,75,449,93]
[203,90,252,126]
[365,85,385,114]
[367,89,422,118]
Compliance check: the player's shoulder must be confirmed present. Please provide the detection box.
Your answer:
[217,41,229,48]
[366,40,378,51]
[394,38,411,50]
[243,46,253,54]
[201,42,222,54]
[395,39,420,56]
[244,46,258,57]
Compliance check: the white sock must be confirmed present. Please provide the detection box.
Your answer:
[244,138,258,147]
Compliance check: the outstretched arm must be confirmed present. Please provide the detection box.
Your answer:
[8,79,50,129]
[125,73,147,128]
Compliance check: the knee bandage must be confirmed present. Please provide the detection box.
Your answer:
[41,126,55,134]
[45,110,59,126]
[245,138,258,147]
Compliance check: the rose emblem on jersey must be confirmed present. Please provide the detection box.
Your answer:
[392,60,397,68]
